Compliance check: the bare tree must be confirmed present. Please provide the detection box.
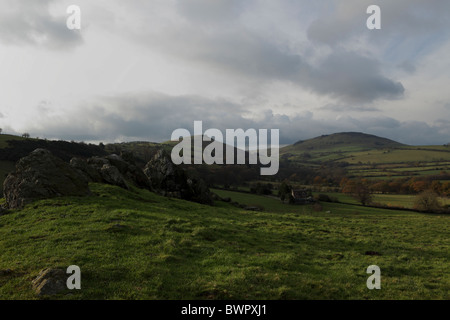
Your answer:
[343,179,373,206]
[414,190,441,212]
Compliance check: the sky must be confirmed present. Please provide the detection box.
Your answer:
[0,0,449,145]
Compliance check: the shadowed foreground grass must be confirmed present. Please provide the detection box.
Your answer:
[0,183,448,299]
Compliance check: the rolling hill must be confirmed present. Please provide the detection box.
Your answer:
[1,131,449,190]
[279,132,450,180]
[286,132,404,152]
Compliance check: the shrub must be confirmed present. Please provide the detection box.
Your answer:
[315,194,338,203]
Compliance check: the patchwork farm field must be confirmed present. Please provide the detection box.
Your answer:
[281,134,450,181]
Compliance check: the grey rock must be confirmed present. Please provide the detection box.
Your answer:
[70,157,103,183]
[87,156,109,168]
[144,149,213,205]
[3,149,90,209]
[72,154,151,190]
[100,164,129,189]
[32,268,68,296]
[105,154,151,189]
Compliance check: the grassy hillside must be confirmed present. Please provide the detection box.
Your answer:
[0,134,27,149]
[0,184,448,299]
[280,132,450,180]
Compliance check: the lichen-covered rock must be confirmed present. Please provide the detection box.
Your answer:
[144,149,213,205]
[3,149,90,209]
[105,154,151,189]
[32,268,67,296]
[71,154,151,190]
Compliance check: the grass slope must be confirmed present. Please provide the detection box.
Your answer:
[0,134,27,149]
[0,184,448,300]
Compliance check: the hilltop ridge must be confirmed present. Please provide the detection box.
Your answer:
[288,132,405,152]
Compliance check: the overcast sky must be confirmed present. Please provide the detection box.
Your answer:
[0,0,449,145]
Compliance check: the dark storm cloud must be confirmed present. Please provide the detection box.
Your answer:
[99,1,406,105]
[309,51,405,103]
[0,0,82,49]
[148,24,404,104]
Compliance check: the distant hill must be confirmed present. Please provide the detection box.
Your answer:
[278,132,450,181]
[106,136,254,167]
[283,132,405,153]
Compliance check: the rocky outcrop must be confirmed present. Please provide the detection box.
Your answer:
[3,148,213,209]
[104,154,151,189]
[70,153,151,190]
[3,149,90,209]
[144,149,213,205]
[69,157,103,183]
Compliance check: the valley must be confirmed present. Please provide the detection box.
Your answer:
[0,131,448,300]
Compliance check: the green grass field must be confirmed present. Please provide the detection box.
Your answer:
[1,184,447,300]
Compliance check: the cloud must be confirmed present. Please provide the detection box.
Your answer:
[0,0,82,49]
[176,0,244,25]
[307,51,404,103]
[307,0,450,57]
[0,1,448,146]
[129,22,404,104]
[398,61,416,74]
[9,91,448,146]
[320,103,380,112]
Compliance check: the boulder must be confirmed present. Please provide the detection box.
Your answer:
[100,164,128,189]
[144,149,213,205]
[3,149,90,209]
[32,268,67,296]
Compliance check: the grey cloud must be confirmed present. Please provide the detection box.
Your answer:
[0,0,82,49]
[150,25,403,104]
[398,61,416,74]
[307,0,450,60]
[176,0,244,25]
[18,92,449,146]
[23,92,252,142]
[308,52,404,103]
[320,103,380,112]
[111,1,406,105]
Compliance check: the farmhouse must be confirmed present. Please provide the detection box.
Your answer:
[291,189,314,204]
